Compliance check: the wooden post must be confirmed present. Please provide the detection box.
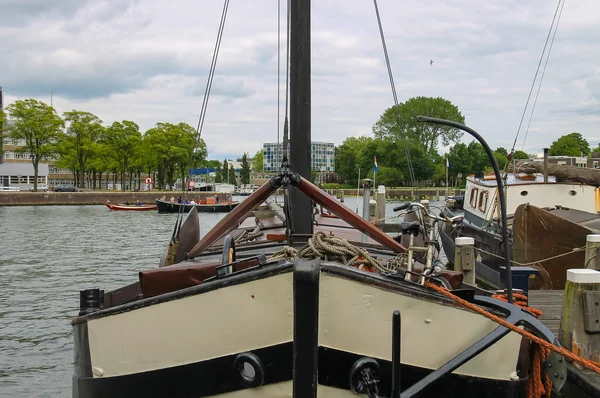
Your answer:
[338,189,344,202]
[585,234,600,270]
[560,269,600,362]
[454,237,476,285]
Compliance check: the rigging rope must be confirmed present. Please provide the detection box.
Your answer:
[170,0,230,244]
[521,0,566,151]
[509,0,563,156]
[371,0,417,189]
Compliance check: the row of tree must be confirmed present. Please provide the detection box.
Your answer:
[334,96,597,187]
[1,98,254,190]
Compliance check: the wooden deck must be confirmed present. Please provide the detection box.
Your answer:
[528,290,600,397]
[528,290,564,335]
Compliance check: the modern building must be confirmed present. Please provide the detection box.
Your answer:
[262,141,335,172]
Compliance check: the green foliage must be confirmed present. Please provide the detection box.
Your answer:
[221,159,229,183]
[372,96,465,155]
[103,120,142,191]
[143,122,197,189]
[215,165,222,183]
[240,153,251,184]
[6,99,65,190]
[366,166,404,187]
[252,149,263,172]
[512,150,530,160]
[228,164,236,185]
[548,133,590,157]
[334,136,376,184]
[62,110,105,188]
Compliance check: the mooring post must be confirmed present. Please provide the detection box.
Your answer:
[376,185,386,221]
[560,269,600,361]
[454,237,476,285]
[585,234,600,270]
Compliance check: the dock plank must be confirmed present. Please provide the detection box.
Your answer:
[528,290,600,396]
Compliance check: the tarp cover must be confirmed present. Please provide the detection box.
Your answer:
[513,203,593,289]
[509,161,600,187]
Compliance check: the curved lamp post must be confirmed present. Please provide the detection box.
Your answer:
[414,115,513,304]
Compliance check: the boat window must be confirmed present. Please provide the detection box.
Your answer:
[569,190,577,196]
[478,190,488,212]
[469,187,478,208]
[520,190,528,196]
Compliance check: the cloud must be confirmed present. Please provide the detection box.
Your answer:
[1,0,600,161]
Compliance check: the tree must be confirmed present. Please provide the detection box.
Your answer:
[62,110,105,188]
[240,153,251,184]
[221,159,229,183]
[228,164,236,185]
[373,96,465,155]
[512,150,530,160]
[143,122,197,189]
[215,165,222,183]
[6,99,65,191]
[334,136,375,184]
[0,107,6,158]
[251,149,263,172]
[104,120,142,191]
[548,133,590,157]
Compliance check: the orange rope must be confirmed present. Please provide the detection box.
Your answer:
[424,282,600,386]
[492,291,550,397]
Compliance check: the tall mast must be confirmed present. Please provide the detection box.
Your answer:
[289,0,313,236]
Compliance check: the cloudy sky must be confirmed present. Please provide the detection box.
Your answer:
[1,0,599,160]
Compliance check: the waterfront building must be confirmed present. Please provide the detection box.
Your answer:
[262,141,335,172]
[0,120,51,189]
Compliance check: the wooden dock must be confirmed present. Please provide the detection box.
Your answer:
[528,290,600,397]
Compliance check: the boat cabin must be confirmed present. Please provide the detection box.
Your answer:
[463,172,599,227]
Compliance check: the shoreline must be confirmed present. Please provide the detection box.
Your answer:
[0,191,233,206]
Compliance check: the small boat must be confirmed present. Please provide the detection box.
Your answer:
[105,202,158,211]
[155,199,240,213]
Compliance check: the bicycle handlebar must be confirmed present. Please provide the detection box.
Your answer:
[393,202,464,225]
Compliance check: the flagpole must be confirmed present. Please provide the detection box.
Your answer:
[356,168,361,213]
[445,155,449,200]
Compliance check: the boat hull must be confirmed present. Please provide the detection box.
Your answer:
[105,203,158,211]
[440,203,598,290]
[156,199,239,213]
[72,263,524,397]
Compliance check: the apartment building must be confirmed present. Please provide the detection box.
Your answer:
[262,141,335,172]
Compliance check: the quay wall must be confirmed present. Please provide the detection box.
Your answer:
[0,191,232,206]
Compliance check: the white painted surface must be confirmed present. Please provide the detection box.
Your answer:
[587,234,600,243]
[455,237,475,246]
[463,175,598,222]
[567,268,600,283]
[87,270,522,381]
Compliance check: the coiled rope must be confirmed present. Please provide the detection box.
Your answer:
[269,231,398,273]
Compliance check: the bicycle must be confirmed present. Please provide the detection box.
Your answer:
[390,200,464,285]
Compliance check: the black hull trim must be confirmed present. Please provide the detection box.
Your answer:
[439,217,506,290]
[73,343,523,398]
[156,200,240,213]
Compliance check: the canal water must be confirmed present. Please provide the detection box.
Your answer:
[0,195,446,397]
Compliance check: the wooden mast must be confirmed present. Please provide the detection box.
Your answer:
[289,0,313,238]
